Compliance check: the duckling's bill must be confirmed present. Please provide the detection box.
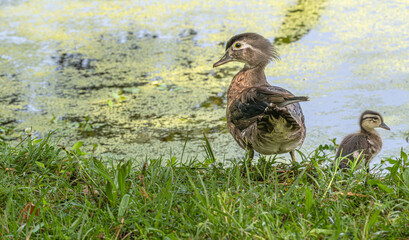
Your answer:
[213,51,233,67]
[380,122,390,130]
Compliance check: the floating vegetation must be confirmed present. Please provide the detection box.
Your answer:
[53,52,97,70]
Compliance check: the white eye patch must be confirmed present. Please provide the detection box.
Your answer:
[232,41,251,50]
[231,41,271,60]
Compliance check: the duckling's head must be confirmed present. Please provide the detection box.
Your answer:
[213,33,279,69]
[360,110,390,132]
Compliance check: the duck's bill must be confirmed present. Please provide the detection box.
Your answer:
[213,51,233,67]
[380,122,391,130]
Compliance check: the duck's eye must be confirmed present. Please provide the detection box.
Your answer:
[234,42,242,48]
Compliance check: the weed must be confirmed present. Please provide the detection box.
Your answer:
[1,132,409,239]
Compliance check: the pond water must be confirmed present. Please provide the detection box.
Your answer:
[1,0,408,164]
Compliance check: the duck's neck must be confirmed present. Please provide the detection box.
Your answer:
[360,127,383,149]
[235,65,269,87]
[227,65,269,103]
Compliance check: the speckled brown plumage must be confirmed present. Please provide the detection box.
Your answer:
[213,32,308,161]
[335,110,390,171]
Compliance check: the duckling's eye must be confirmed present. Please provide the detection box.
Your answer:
[234,42,242,48]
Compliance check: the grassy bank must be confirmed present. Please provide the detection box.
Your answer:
[1,132,409,239]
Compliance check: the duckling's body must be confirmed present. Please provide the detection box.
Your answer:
[335,110,390,170]
[213,33,308,161]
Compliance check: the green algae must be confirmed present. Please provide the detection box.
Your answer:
[274,0,328,45]
[0,0,408,160]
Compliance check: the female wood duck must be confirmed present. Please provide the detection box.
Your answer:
[213,33,308,161]
[335,110,390,171]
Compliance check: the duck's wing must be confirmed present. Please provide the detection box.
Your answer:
[266,86,306,122]
[229,86,308,131]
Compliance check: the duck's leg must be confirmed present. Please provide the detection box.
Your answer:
[248,149,254,160]
[365,162,371,174]
[290,150,296,162]
[246,149,254,167]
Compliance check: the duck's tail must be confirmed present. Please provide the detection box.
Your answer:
[277,96,309,107]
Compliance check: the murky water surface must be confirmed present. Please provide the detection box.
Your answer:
[1,0,408,163]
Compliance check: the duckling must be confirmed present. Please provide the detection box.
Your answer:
[335,110,390,171]
[213,33,308,162]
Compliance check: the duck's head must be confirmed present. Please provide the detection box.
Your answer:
[213,33,279,69]
[360,110,390,132]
